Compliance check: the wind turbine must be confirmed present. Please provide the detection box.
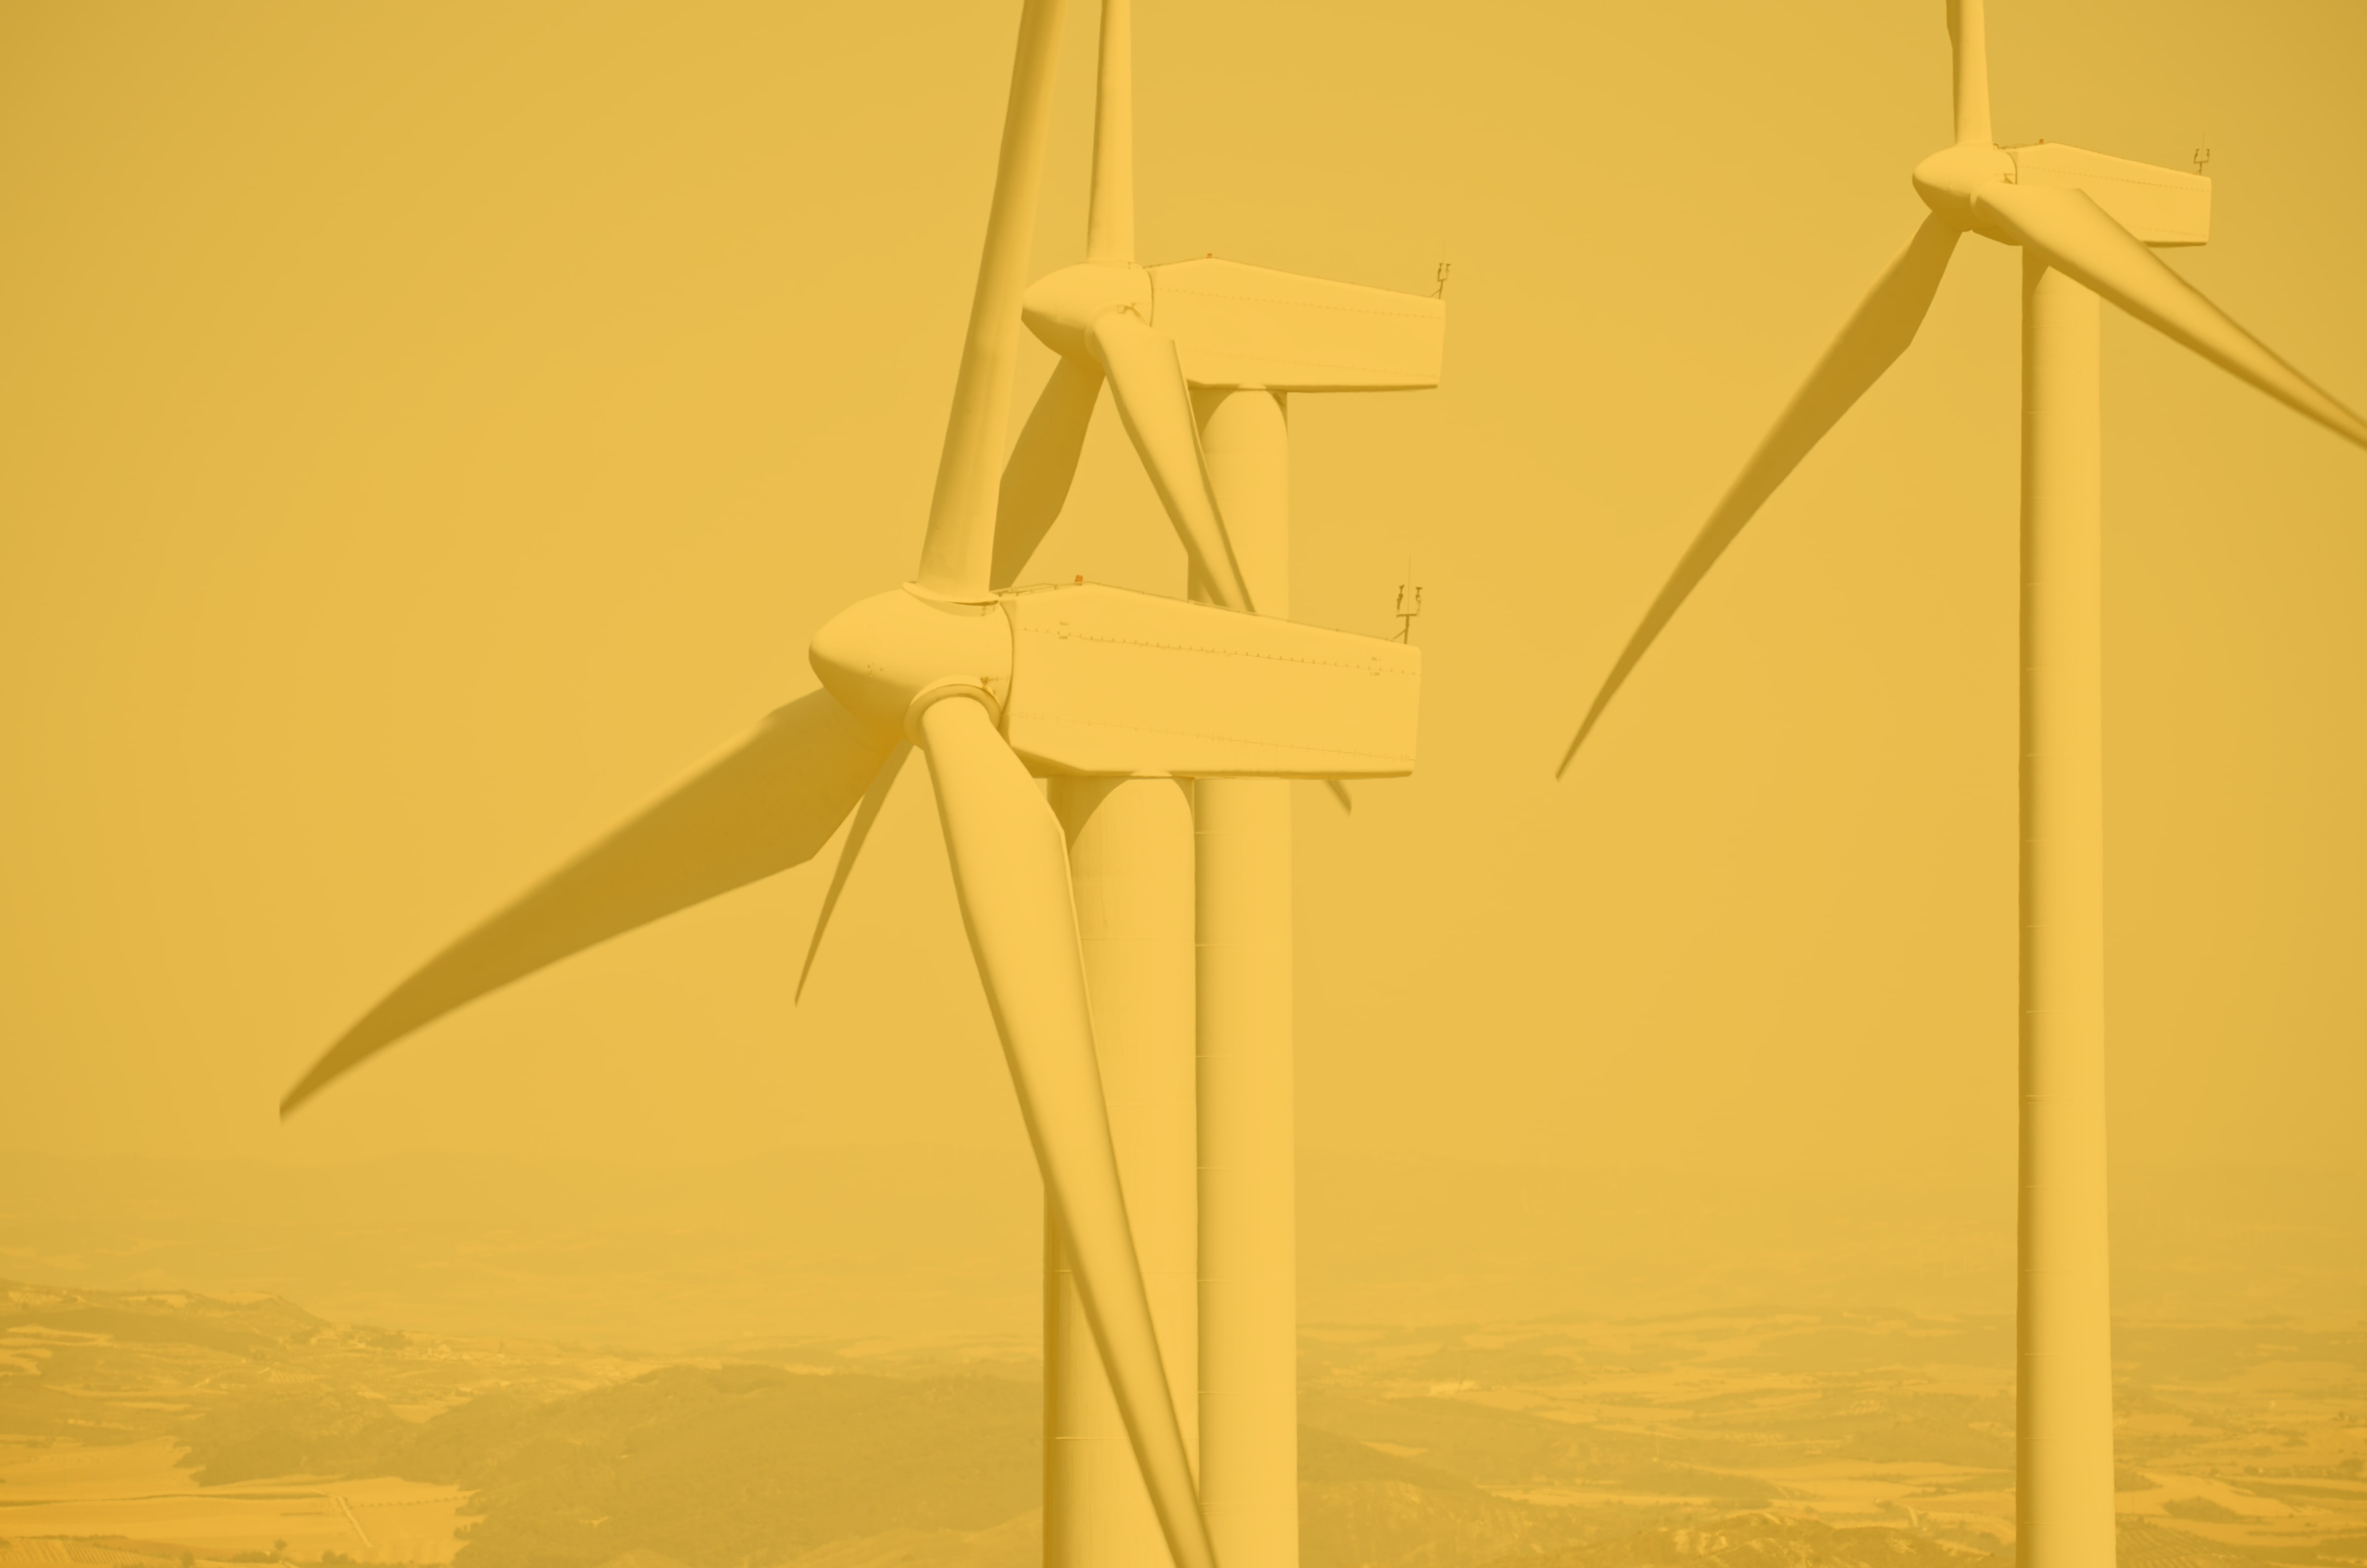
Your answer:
[1555,2,2367,1564]
[966,5,1446,1564]
[279,3,1427,1567]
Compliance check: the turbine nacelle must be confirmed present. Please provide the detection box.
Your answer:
[807,585,1012,743]
[999,582,1420,778]
[2004,141,2211,247]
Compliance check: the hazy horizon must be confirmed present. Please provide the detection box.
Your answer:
[6,1145,2358,1355]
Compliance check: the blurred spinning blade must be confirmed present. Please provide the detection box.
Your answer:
[281,689,889,1114]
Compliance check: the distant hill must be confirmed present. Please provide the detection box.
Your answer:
[7,1278,2357,1568]
[0,1277,663,1469]
[0,1278,1599,1568]
[1,1279,1040,1568]
[400,1364,1038,1568]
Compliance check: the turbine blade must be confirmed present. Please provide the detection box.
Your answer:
[1557,214,1960,775]
[915,695,1215,1568]
[283,690,890,1114]
[1948,0,1993,146]
[1086,0,1134,264]
[992,356,1104,590]
[915,0,1071,600]
[795,741,912,1001]
[1091,308,1256,612]
[1974,181,2367,450]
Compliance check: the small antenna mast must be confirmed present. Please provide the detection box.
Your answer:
[1394,562,1423,644]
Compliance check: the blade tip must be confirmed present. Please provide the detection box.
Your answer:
[278,1045,356,1120]
[1556,706,1609,780]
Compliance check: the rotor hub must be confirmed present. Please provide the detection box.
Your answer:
[1021,261,1154,361]
[1911,142,2016,238]
[809,585,1012,743]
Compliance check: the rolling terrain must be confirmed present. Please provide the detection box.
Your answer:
[5,1279,2362,1568]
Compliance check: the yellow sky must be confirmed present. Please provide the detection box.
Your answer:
[3,0,2363,1187]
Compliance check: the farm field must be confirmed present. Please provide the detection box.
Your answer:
[1300,1311,2367,1566]
[0,1439,468,1564]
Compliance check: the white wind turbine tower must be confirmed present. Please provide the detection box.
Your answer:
[1555,3,2367,1564]
[967,3,1444,1562]
[279,2,1439,1566]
